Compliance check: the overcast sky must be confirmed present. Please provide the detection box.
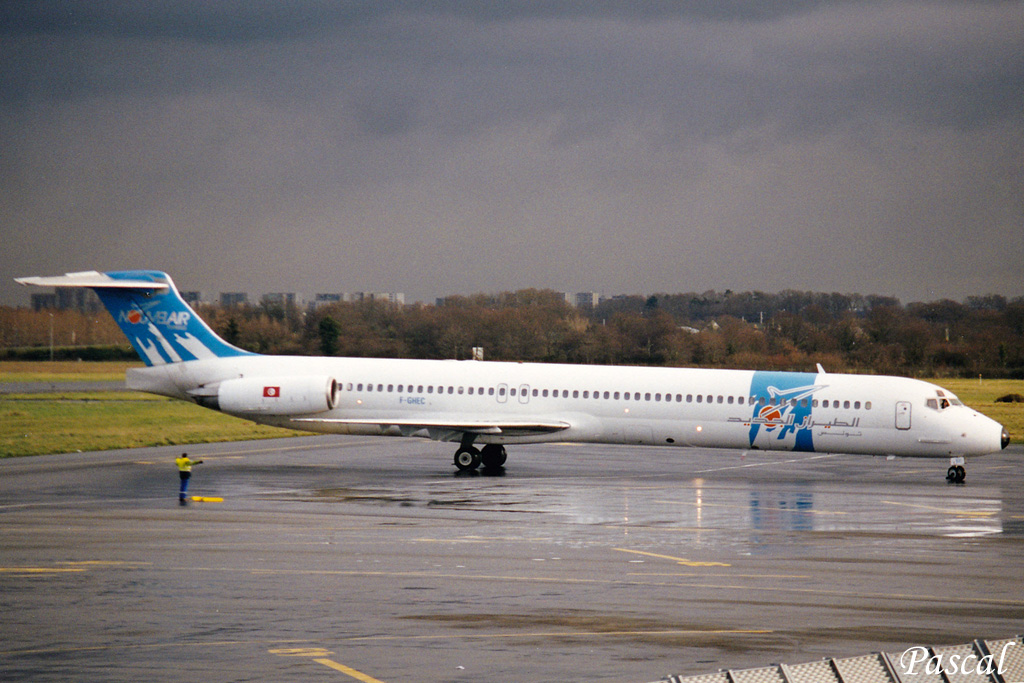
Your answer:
[2,1,1022,306]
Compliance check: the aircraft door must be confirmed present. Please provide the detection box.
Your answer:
[496,383,508,404]
[895,401,911,430]
[519,384,530,404]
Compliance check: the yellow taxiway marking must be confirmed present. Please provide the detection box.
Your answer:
[269,647,386,683]
[0,567,85,574]
[881,500,997,517]
[190,496,224,503]
[315,658,387,683]
[613,548,731,567]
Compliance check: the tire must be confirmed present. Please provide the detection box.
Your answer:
[454,447,481,471]
[480,444,507,469]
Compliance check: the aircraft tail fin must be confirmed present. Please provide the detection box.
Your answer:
[15,270,255,366]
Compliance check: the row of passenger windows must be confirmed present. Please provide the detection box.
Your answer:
[342,382,872,410]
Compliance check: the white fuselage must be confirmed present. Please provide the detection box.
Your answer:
[127,355,1007,459]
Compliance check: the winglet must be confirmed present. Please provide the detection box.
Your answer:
[816,363,827,375]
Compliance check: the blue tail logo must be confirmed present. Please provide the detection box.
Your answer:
[92,271,254,366]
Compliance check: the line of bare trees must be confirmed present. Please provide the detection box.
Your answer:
[3,290,1023,378]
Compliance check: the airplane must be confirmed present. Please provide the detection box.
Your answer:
[16,270,1010,482]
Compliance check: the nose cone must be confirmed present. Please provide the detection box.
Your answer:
[1003,428,1011,450]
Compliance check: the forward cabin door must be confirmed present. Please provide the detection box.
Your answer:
[895,401,912,430]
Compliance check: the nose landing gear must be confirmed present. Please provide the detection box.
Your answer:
[946,456,966,483]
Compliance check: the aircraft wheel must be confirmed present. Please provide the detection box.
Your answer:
[947,466,957,482]
[955,465,966,483]
[454,447,481,471]
[480,444,507,469]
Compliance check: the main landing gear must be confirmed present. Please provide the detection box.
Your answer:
[453,438,507,472]
[946,456,966,484]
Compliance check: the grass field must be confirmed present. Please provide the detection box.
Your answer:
[0,362,304,457]
[1,362,1021,458]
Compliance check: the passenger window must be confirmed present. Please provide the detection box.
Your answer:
[687,395,693,403]
[533,389,539,397]
[624,392,630,401]
[738,396,744,405]
[468,387,474,395]
[427,386,433,394]
[697,395,703,403]
[458,387,465,395]
[655,393,661,402]
[573,390,579,398]
[707,395,713,404]
[634,393,641,401]
[843,400,850,409]
[488,387,494,396]
[854,401,861,409]
[447,386,454,394]
[865,401,871,410]
[357,383,364,391]
[542,389,549,397]
[728,396,734,405]
[603,391,610,399]
[614,391,620,400]
[387,384,393,392]
[676,394,683,402]
[718,396,724,404]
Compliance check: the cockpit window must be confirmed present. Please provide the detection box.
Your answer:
[927,392,962,411]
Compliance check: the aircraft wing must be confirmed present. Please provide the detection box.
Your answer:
[294,416,571,437]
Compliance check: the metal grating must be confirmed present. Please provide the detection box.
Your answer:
[730,666,787,683]
[833,654,897,683]
[787,660,839,683]
[650,637,1023,683]
[933,643,995,683]
[985,638,1024,683]
[888,648,947,683]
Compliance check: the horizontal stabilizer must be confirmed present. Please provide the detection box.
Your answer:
[15,271,169,290]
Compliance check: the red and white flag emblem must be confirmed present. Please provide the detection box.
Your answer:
[263,386,280,398]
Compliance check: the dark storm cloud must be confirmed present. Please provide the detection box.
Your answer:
[1,1,1022,306]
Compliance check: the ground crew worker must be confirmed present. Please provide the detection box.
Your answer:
[175,453,203,505]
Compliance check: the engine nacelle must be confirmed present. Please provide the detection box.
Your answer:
[214,375,338,416]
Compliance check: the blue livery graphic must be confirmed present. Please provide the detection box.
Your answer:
[96,270,253,366]
[747,371,825,452]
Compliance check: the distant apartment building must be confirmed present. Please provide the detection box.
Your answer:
[180,291,204,307]
[573,292,603,309]
[310,293,345,310]
[262,292,300,307]
[219,292,249,307]
[30,293,58,311]
[29,287,102,313]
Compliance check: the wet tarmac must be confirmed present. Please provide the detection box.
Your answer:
[1,437,1022,682]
